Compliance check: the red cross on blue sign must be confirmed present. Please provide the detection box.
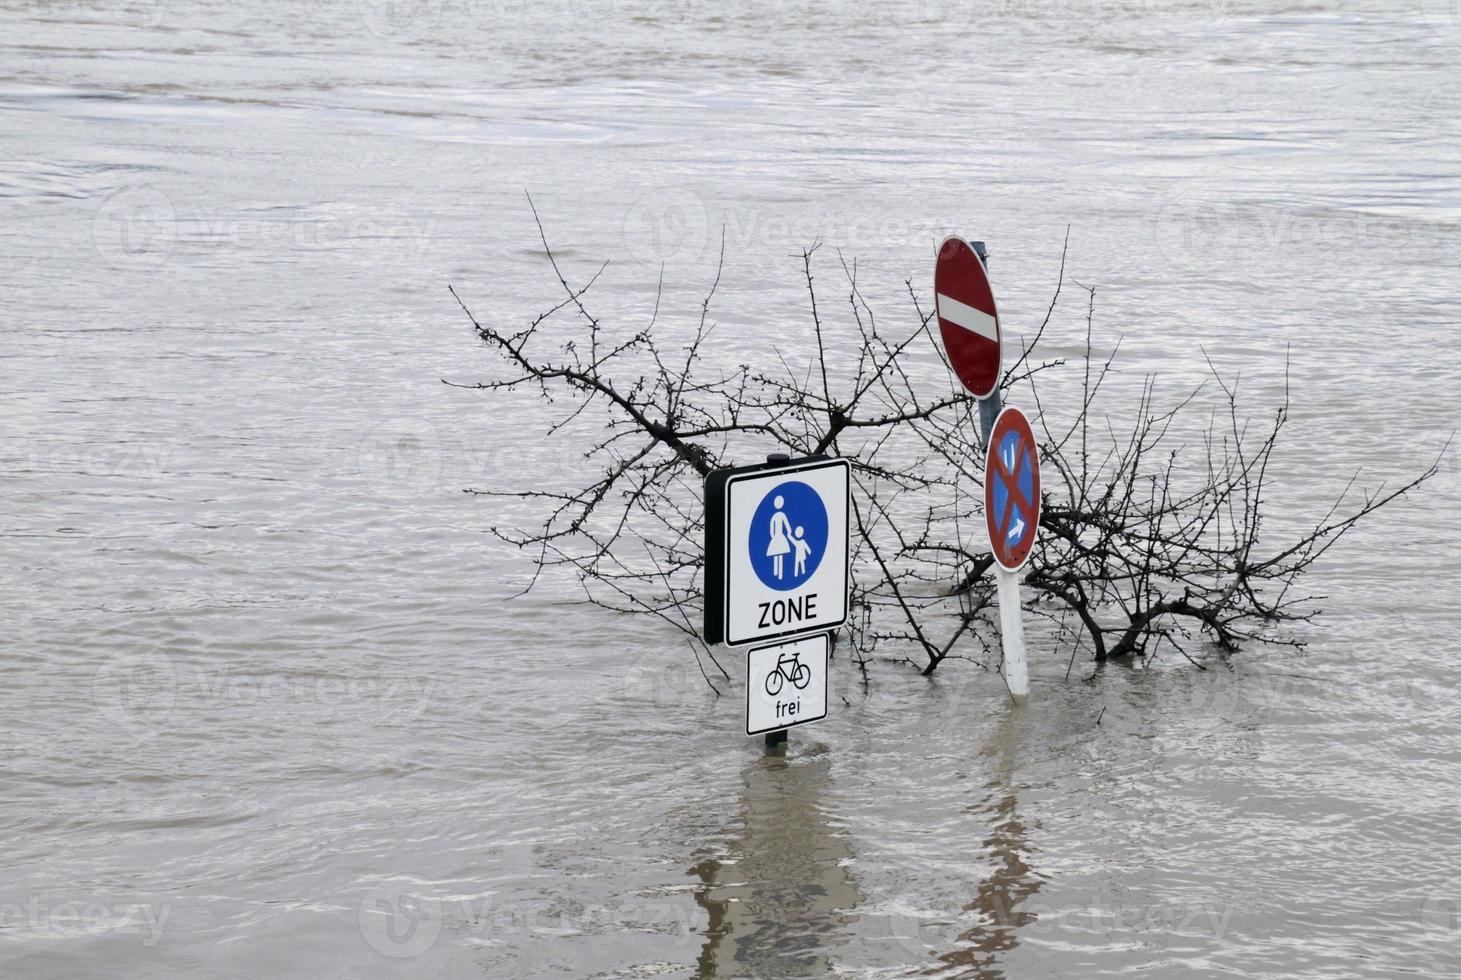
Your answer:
[984,407,1041,572]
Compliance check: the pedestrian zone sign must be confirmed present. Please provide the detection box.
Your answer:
[703,456,850,647]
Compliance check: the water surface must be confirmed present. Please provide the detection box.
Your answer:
[3,1,1460,977]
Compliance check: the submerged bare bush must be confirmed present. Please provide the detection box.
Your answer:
[447,200,1438,689]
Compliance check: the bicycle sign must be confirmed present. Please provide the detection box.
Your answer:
[703,455,850,647]
[746,634,829,737]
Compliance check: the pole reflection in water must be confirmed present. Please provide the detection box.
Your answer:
[931,709,1045,979]
[689,746,863,978]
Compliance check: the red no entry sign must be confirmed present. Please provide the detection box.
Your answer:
[984,406,1040,572]
[934,236,1001,399]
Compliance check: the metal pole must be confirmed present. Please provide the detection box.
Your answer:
[996,568,1030,697]
[973,242,1001,452]
[765,452,791,748]
[978,391,1003,451]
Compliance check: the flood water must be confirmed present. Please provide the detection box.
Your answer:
[3,1,1460,977]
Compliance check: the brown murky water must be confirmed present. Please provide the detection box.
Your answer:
[3,1,1459,976]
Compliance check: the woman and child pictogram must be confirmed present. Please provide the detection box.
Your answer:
[764,494,813,581]
[747,478,828,592]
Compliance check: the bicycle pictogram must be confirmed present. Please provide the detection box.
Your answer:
[764,649,812,696]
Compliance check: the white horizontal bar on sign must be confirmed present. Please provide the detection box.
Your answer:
[937,294,998,342]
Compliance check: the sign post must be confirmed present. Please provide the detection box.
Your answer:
[983,407,1041,697]
[935,237,1041,697]
[704,454,850,744]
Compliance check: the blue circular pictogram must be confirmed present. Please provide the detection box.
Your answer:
[747,480,828,591]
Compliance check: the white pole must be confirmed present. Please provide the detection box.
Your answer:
[995,567,1029,697]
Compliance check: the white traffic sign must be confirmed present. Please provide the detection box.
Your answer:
[703,456,850,647]
[746,634,829,737]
